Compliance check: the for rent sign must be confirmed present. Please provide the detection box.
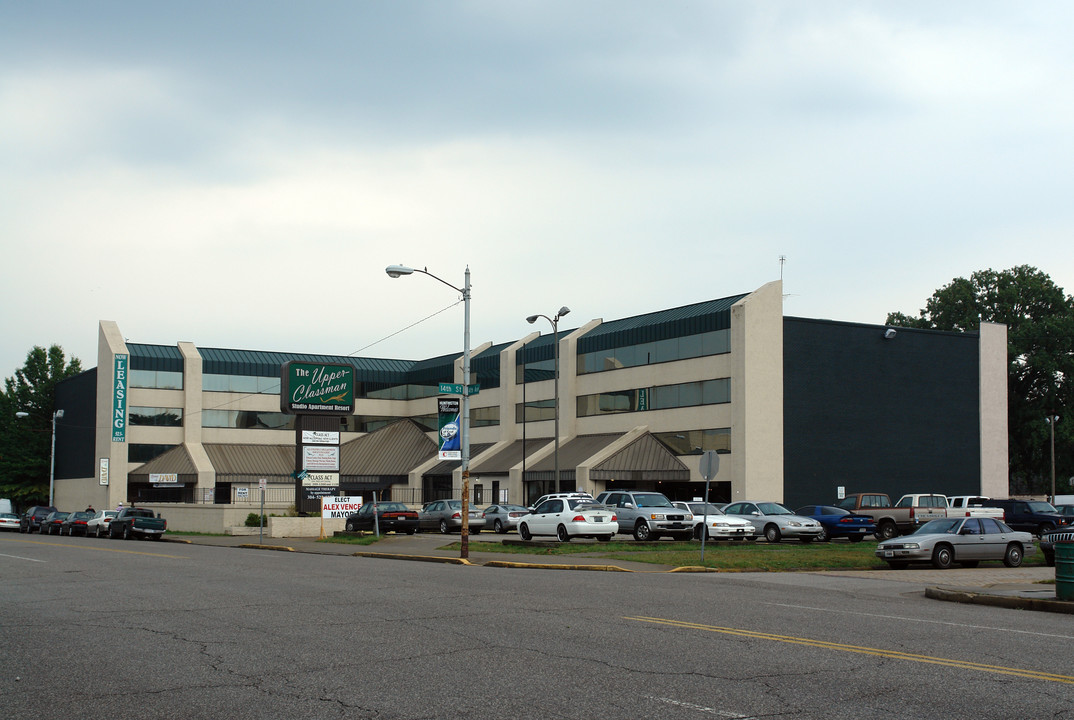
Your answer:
[112,354,128,442]
[281,362,355,415]
[322,496,362,519]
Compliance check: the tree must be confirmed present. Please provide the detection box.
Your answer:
[0,345,83,507]
[887,266,1074,495]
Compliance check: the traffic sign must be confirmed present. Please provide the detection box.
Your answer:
[439,383,480,395]
[699,450,720,481]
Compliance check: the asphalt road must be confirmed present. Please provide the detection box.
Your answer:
[3,532,1073,719]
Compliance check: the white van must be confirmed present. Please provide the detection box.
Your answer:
[0,498,14,516]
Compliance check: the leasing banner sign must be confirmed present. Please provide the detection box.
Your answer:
[112,354,128,442]
[281,362,355,415]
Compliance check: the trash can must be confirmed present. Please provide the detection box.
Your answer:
[1056,542,1074,601]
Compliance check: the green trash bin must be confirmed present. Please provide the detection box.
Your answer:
[1056,543,1074,601]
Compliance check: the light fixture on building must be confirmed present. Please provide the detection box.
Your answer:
[883,328,897,340]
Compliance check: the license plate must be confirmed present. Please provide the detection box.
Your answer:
[593,516,604,522]
[883,550,893,557]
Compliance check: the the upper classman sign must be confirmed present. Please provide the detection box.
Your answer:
[280,361,355,415]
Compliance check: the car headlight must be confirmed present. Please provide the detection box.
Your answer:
[789,521,802,527]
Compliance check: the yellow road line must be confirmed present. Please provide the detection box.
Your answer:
[3,537,186,559]
[626,616,1074,684]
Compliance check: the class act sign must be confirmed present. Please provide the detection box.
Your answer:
[281,362,355,415]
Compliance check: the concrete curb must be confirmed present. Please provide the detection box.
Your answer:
[926,586,1074,614]
[353,552,475,565]
[238,543,296,552]
[483,560,635,571]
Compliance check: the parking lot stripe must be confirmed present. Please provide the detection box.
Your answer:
[626,616,1074,685]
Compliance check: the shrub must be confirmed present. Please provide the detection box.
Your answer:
[245,513,267,527]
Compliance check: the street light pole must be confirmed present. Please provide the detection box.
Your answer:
[1049,415,1059,503]
[49,409,64,507]
[386,264,472,559]
[526,306,570,493]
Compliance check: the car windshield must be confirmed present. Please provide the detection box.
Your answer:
[1027,501,1058,513]
[915,518,962,535]
[1,513,16,519]
[503,505,528,512]
[378,503,408,512]
[446,501,462,510]
[757,503,792,515]
[634,494,673,508]
[689,504,725,515]
[71,512,94,520]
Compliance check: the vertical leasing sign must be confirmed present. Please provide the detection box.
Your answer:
[112,354,128,442]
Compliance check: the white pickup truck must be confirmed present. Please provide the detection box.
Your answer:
[946,495,1005,519]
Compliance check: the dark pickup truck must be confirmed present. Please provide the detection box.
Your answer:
[985,499,1068,536]
[108,507,167,540]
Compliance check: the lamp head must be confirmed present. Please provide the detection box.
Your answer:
[556,306,571,319]
[385,264,415,278]
[883,328,897,340]
[526,315,539,324]
[55,409,64,419]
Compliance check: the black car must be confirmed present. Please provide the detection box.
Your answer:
[60,511,95,536]
[19,505,57,533]
[1039,525,1074,566]
[345,502,419,534]
[41,511,70,535]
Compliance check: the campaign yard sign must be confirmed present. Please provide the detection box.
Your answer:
[322,496,362,519]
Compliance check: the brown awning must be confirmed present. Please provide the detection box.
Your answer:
[205,444,294,479]
[423,443,495,476]
[127,444,198,481]
[340,419,437,478]
[525,432,689,483]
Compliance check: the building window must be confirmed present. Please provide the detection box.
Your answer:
[129,407,183,427]
[653,429,731,456]
[470,405,500,428]
[204,374,281,394]
[130,369,183,390]
[202,410,294,430]
[128,444,175,464]
[577,328,730,375]
[515,399,556,423]
[577,378,730,417]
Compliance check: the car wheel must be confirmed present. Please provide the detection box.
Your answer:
[557,524,571,543]
[764,525,781,543]
[1044,550,1056,567]
[633,522,653,542]
[494,519,504,534]
[123,525,132,540]
[406,529,415,535]
[596,534,612,542]
[847,534,865,543]
[798,536,814,544]
[1003,543,1024,568]
[931,544,953,569]
[816,526,830,542]
[96,526,103,538]
[886,561,909,570]
[876,521,898,541]
[471,526,480,535]
[959,561,980,568]
[1038,523,1056,537]
[693,525,704,540]
[674,532,693,542]
[519,523,532,541]
[439,519,449,534]
[345,520,356,532]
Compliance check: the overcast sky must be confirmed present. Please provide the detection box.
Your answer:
[2,1,1072,378]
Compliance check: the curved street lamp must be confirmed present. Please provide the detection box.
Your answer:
[386,264,473,559]
[15,409,64,506]
[526,306,570,493]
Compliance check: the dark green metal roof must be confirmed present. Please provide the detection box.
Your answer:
[198,347,414,380]
[576,293,749,354]
[128,344,184,372]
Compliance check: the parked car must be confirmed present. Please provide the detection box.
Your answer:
[109,507,167,540]
[794,505,876,542]
[672,501,756,541]
[86,510,118,538]
[530,492,594,510]
[834,493,898,540]
[722,502,823,543]
[596,491,693,541]
[1039,524,1074,567]
[517,497,617,542]
[418,500,486,534]
[60,511,94,536]
[482,504,530,534]
[0,512,20,531]
[41,511,70,535]
[876,516,1034,569]
[19,505,57,533]
[1052,505,1074,521]
[345,502,419,534]
[985,499,1069,536]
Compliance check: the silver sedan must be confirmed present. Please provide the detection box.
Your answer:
[722,501,824,543]
[481,504,530,534]
[876,516,1035,569]
[418,499,486,534]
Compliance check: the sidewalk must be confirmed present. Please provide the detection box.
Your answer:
[166,532,1074,612]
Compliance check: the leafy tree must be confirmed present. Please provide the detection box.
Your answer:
[887,266,1074,495]
[0,345,83,507]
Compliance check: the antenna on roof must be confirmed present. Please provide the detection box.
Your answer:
[779,255,786,281]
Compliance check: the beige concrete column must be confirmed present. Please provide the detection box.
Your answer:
[178,342,216,502]
[730,281,784,502]
[96,321,130,507]
[978,322,1009,499]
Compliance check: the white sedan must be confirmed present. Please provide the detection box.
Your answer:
[518,498,618,542]
[0,512,20,531]
[673,502,756,541]
[86,510,118,538]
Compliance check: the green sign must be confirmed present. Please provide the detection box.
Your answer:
[439,382,480,395]
[438,398,461,460]
[281,362,355,415]
[112,354,128,442]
